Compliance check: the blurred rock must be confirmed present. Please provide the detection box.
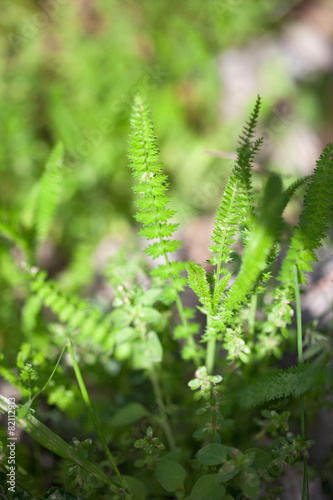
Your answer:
[218,1,333,176]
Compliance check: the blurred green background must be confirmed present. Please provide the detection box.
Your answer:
[1,0,333,351]
[1,3,333,496]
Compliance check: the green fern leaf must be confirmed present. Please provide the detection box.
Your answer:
[36,142,65,242]
[29,270,113,344]
[209,96,262,280]
[221,173,284,321]
[237,364,324,409]
[187,261,212,314]
[128,94,182,277]
[0,217,28,255]
[279,143,333,285]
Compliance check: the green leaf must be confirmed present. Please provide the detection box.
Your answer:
[0,219,28,255]
[135,288,162,306]
[155,459,186,492]
[237,364,324,409]
[0,395,113,487]
[212,273,231,312]
[222,174,284,320]
[216,462,240,482]
[110,307,133,327]
[132,331,163,368]
[279,142,333,286]
[17,402,32,420]
[187,261,212,313]
[123,475,147,500]
[146,331,163,362]
[110,403,149,427]
[197,444,229,465]
[36,142,65,242]
[243,451,256,468]
[137,307,161,323]
[240,468,260,499]
[115,327,137,345]
[245,448,271,470]
[191,475,226,500]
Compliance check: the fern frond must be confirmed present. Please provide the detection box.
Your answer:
[209,96,262,285]
[212,272,231,313]
[128,94,202,364]
[29,270,113,344]
[128,94,180,267]
[279,143,333,285]
[237,95,262,198]
[36,142,65,242]
[22,294,43,335]
[237,364,324,409]
[282,177,308,209]
[187,261,212,314]
[0,216,28,255]
[221,173,284,322]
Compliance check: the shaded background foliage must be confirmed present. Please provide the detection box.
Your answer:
[0,0,333,498]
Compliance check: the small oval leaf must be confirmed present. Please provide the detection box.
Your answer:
[155,459,186,492]
[197,443,229,465]
[123,475,147,500]
[191,475,226,500]
[110,403,149,427]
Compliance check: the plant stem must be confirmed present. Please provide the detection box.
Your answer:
[31,342,67,405]
[205,315,215,374]
[248,293,257,344]
[66,339,124,488]
[149,368,176,451]
[164,251,201,367]
[206,339,216,375]
[292,265,309,500]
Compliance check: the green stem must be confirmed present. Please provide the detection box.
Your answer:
[66,339,124,488]
[164,251,201,367]
[149,368,176,451]
[205,315,216,374]
[205,338,216,375]
[30,342,67,405]
[292,265,309,500]
[210,395,216,444]
[293,266,303,364]
[248,293,257,344]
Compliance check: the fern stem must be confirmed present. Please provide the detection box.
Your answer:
[164,252,200,367]
[214,183,238,285]
[175,294,200,366]
[205,339,216,375]
[248,293,257,344]
[149,368,176,451]
[293,266,304,365]
[66,339,125,488]
[292,265,309,500]
[205,316,215,374]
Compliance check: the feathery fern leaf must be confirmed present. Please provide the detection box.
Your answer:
[221,173,284,322]
[187,261,212,314]
[29,270,113,344]
[237,364,325,409]
[209,96,262,286]
[128,94,202,363]
[279,143,333,285]
[128,94,185,290]
[36,142,65,242]
[0,218,29,255]
[260,145,333,345]
[236,95,262,201]
[252,177,307,290]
